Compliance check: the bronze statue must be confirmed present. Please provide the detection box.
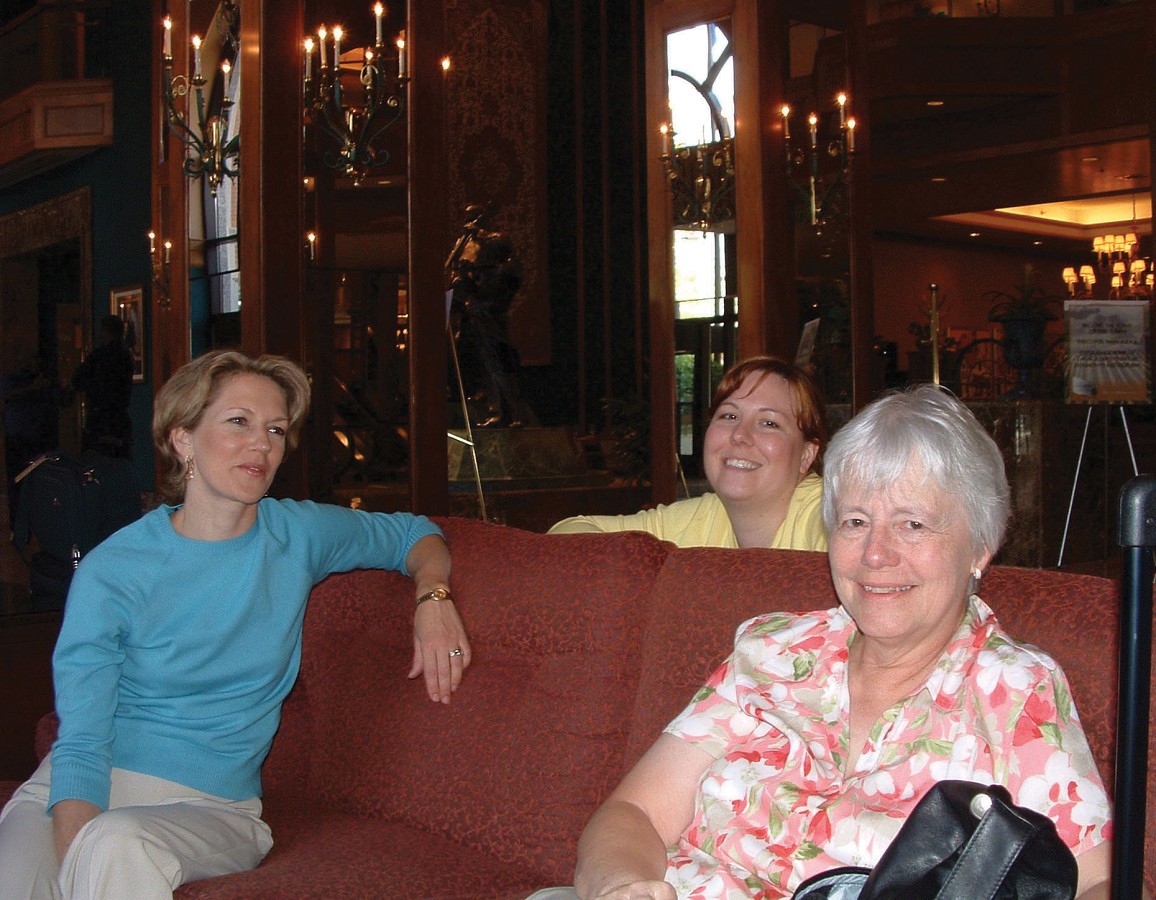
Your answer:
[446,205,526,427]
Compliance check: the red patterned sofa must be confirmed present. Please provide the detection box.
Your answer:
[2,516,1152,898]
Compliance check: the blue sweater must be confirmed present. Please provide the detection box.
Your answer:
[49,499,441,811]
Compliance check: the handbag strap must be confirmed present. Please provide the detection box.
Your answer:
[935,791,1035,900]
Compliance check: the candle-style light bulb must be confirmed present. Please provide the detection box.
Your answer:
[397,32,407,78]
[780,104,791,140]
[162,16,172,58]
[221,60,231,97]
[332,26,342,69]
[163,240,173,264]
[837,92,848,127]
[318,27,328,68]
[304,37,314,80]
[440,55,451,72]
[191,35,202,79]
[846,117,856,153]
[808,113,818,148]
[148,231,156,254]
[374,3,384,46]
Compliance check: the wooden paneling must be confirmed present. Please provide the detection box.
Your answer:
[406,0,450,515]
[0,80,114,189]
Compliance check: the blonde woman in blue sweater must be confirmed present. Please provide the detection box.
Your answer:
[0,350,470,899]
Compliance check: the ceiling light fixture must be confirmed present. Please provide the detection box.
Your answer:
[1064,194,1153,298]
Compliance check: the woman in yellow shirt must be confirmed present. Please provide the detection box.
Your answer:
[549,356,828,550]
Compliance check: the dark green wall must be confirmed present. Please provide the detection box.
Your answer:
[0,0,154,486]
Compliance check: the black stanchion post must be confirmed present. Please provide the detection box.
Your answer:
[1113,474,1156,900]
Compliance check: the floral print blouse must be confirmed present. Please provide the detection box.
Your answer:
[663,596,1111,899]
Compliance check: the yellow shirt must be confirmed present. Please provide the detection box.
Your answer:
[547,473,826,550]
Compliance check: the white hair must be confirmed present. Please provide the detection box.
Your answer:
[822,384,1010,557]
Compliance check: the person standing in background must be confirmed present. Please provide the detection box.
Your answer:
[72,315,134,459]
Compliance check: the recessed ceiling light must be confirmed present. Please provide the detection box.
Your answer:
[1032,240,1043,246]
[1081,156,1100,163]
[927,100,945,107]
[969,232,982,238]
[931,176,947,183]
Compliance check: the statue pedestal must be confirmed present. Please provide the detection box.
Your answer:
[447,426,608,488]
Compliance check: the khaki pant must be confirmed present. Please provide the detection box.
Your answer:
[0,757,272,900]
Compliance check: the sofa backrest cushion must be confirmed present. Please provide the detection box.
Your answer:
[287,518,671,886]
[626,547,836,768]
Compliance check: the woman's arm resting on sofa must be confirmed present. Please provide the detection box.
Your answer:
[574,734,711,900]
[405,533,470,704]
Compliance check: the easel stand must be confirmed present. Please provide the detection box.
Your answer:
[1057,404,1139,568]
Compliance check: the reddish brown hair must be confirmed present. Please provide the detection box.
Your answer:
[708,355,829,473]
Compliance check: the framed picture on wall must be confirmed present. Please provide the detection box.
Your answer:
[110,285,145,383]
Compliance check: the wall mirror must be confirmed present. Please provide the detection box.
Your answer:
[663,16,737,479]
[185,0,242,354]
[301,0,411,502]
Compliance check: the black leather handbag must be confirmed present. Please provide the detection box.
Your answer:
[792,780,1079,900]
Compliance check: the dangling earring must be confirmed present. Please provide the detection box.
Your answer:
[184,454,196,481]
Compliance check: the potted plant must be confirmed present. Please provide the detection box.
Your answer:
[983,266,1064,397]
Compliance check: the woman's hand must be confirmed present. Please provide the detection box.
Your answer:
[411,595,471,703]
[51,798,101,863]
[404,534,469,704]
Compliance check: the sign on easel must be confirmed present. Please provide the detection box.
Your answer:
[1064,300,1151,404]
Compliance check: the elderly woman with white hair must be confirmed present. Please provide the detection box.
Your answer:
[533,384,1113,900]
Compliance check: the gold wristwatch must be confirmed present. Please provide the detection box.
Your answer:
[415,587,452,606]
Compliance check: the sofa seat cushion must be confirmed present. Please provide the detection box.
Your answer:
[174,796,546,899]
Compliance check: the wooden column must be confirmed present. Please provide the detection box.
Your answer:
[407,0,450,515]
[150,0,191,390]
[846,0,877,411]
[733,0,792,360]
[1146,0,1156,395]
[239,1,307,497]
[643,0,683,506]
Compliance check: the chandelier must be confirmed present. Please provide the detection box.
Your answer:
[1063,196,1154,299]
[659,124,735,231]
[780,92,856,229]
[161,4,240,197]
[303,4,409,185]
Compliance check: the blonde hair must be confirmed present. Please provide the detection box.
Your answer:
[152,350,311,503]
